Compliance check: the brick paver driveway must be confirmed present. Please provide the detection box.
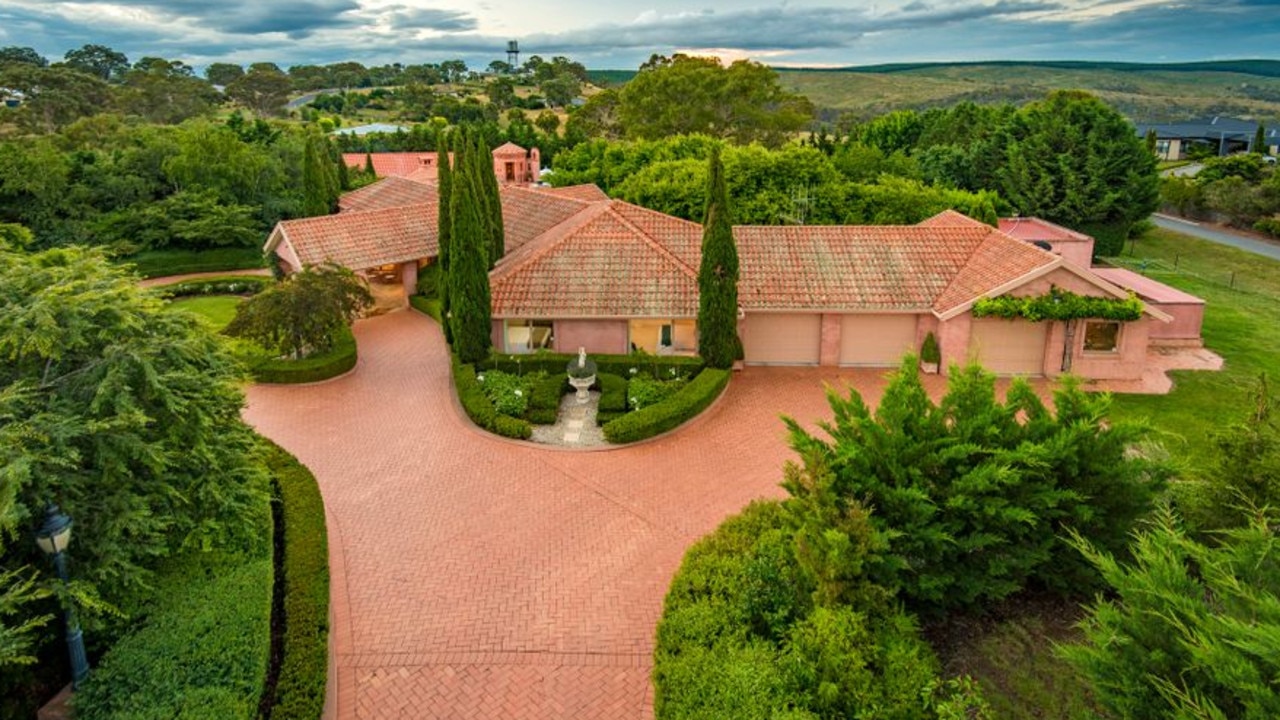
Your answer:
[243,310,952,719]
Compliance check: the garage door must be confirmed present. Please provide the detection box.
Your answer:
[970,318,1048,375]
[840,315,917,366]
[743,313,821,365]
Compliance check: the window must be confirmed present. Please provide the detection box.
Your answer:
[1083,321,1121,352]
[504,319,553,353]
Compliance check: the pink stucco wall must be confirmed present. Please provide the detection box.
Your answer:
[1049,318,1149,380]
[553,319,629,355]
[1148,303,1204,342]
[937,313,972,375]
[819,314,842,366]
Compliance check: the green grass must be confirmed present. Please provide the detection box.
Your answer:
[1105,227,1280,473]
[167,295,243,332]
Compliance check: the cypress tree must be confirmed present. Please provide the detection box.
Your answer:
[364,151,375,176]
[302,133,338,216]
[448,128,493,363]
[473,132,506,267]
[437,132,454,342]
[696,146,742,369]
[336,150,351,190]
[1255,123,1267,154]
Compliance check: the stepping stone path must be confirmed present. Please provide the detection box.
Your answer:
[530,390,606,447]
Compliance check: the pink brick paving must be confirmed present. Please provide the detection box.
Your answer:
[241,310,1019,720]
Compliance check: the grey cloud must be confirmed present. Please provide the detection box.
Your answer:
[380,5,477,32]
[44,0,362,38]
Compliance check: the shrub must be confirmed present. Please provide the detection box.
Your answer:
[225,263,372,360]
[408,294,443,323]
[123,247,267,279]
[527,372,566,425]
[596,373,627,412]
[75,553,273,720]
[1256,215,1280,238]
[603,368,730,443]
[627,374,686,410]
[157,275,274,298]
[478,369,530,417]
[480,351,703,379]
[452,355,532,439]
[415,262,441,298]
[248,325,357,384]
[920,331,940,365]
[261,441,329,720]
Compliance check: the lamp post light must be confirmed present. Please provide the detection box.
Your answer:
[35,503,90,689]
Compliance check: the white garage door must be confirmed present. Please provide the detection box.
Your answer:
[970,318,1048,375]
[744,313,821,365]
[840,315,917,366]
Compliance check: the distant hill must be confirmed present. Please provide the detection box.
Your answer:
[589,60,1280,124]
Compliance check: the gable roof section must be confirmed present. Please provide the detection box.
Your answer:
[933,231,1061,315]
[499,186,597,252]
[536,184,610,203]
[341,152,437,178]
[267,202,437,270]
[917,209,991,229]
[492,142,527,156]
[997,217,1093,244]
[490,200,702,318]
[734,225,999,311]
[338,176,435,213]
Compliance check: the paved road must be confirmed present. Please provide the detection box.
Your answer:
[242,311,969,719]
[1152,214,1280,262]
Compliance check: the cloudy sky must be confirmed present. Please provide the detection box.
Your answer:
[1,0,1276,71]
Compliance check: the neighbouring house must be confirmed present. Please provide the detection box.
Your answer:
[265,172,1206,382]
[341,144,541,185]
[1136,116,1279,161]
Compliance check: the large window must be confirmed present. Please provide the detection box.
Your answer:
[504,319,553,353]
[629,319,697,355]
[1083,321,1121,353]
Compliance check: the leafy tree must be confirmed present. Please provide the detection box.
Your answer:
[784,359,1164,612]
[0,567,51,667]
[534,109,560,136]
[439,59,468,84]
[92,189,261,251]
[117,57,220,124]
[564,89,622,142]
[225,263,371,359]
[696,146,741,369]
[487,77,516,109]
[0,222,33,250]
[616,55,813,147]
[0,246,269,635]
[63,44,129,82]
[540,73,581,109]
[0,63,111,133]
[301,131,339,216]
[1189,375,1280,531]
[0,46,46,67]
[1061,508,1280,720]
[226,65,293,117]
[999,91,1158,256]
[856,110,924,155]
[205,62,245,86]
[447,129,493,363]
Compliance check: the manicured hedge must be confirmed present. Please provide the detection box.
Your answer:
[527,373,567,425]
[124,248,268,278]
[249,326,357,384]
[75,553,273,720]
[157,275,274,298]
[452,355,533,439]
[262,441,330,720]
[480,352,703,379]
[596,373,628,412]
[603,369,730,444]
[409,295,443,323]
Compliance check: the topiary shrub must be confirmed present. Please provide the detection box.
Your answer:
[452,355,532,439]
[261,441,329,720]
[527,373,567,425]
[603,368,730,443]
[248,325,357,384]
[596,373,627,412]
[920,332,941,366]
[158,275,274,298]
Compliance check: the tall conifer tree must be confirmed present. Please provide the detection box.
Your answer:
[696,146,741,368]
[473,132,506,267]
[448,127,493,363]
[437,132,454,342]
[301,132,339,216]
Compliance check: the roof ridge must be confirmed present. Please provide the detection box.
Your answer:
[491,202,614,279]
[502,183,591,208]
[930,226,999,310]
[606,202,700,279]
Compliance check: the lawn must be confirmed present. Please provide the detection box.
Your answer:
[1105,226,1280,473]
[167,295,242,332]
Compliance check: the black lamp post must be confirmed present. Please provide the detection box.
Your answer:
[35,503,90,689]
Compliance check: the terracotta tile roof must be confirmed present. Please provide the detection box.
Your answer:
[338,176,435,213]
[403,166,438,184]
[917,209,991,229]
[272,203,437,270]
[932,231,1059,314]
[735,225,1003,311]
[499,186,597,252]
[1092,268,1205,305]
[492,142,527,156]
[491,200,701,318]
[536,184,610,203]
[342,152,438,178]
[997,217,1093,243]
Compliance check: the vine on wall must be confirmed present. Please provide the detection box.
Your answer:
[973,286,1143,322]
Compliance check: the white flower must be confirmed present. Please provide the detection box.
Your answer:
[477,374,485,382]
[514,389,523,396]
[629,367,638,375]
[669,367,677,376]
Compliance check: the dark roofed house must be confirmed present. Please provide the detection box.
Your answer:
[1136,116,1278,160]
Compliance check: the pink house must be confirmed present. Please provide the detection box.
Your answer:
[265,177,1205,383]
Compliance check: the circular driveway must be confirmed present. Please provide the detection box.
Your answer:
[243,310,948,719]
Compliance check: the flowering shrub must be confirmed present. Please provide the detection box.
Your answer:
[628,375,687,411]
[478,370,529,417]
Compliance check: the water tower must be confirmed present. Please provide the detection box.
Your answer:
[507,41,520,69]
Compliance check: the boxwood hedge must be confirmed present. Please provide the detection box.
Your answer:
[157,275,274,299]
[602,368,730,444]
[248,326,357,384]
[480,352,703,379]
[261,441,330,720]
[408,295,443,324]
[75,553,273,720]
[452,355,533,439]
[527,373,568,425]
